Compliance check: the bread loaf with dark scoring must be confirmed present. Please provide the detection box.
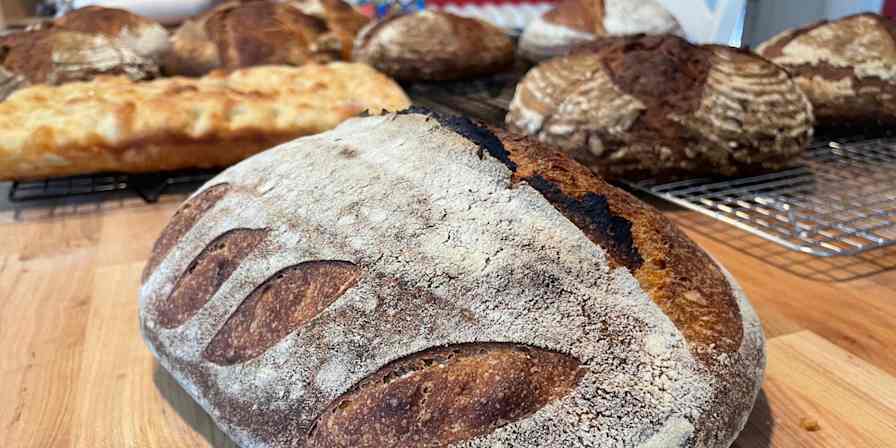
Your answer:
[164,0,368,76]
[140,108,765,447]
[756,13,896,127]
[508,34,814,180]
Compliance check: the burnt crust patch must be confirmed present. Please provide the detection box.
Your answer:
[203,260,361,365]
[403,108,743,359]
[491,128,744,362]
[398,106,517,171]
[524,174,643,270]
[142,183,232,282]
[307,343,583,447]
[156,228,269,329]
[404,107,643,270]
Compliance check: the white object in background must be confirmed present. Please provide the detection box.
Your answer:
[655,0,746,45]
[71,0,215,24]
[438,2,554,30]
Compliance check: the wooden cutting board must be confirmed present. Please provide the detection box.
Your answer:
[1,192,895,447]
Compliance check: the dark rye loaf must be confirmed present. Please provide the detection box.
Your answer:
[508,34,814,180]
[139,108,765,447]
[756,13,896,127]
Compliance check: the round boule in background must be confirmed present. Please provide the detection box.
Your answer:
[507,34,814,181]
[352,11,514,81]
[756,13,896,128]
[163,0,369,77]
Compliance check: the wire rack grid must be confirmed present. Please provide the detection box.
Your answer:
[409,77,896,258]
[624,136,896,257]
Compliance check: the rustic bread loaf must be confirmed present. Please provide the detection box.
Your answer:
[518,0,683,62]
[51,6,171,63]
[0,29,158,100]
[352,11,514,81]
[508,34,814,180]
[139,108,765,447]
[164,0,368,77]
[0,63,409,180]
[756,13,896,127]
[0,6,168,99]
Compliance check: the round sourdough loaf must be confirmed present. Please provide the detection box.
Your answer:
[164,0,369,76]
[508,34,814,180]
[756,13,896,127]
[352,11,514,81]
[517,0,683,62]
[139,108,765,448]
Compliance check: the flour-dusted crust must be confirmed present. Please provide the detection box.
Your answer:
[352,11,514,81]
[756,13,896,127]
[140,109,765,447]
[508,34,814,180]
[0,63,409,180]
[518,0,683,62]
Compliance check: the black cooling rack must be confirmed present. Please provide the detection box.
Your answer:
[7,169,219,204]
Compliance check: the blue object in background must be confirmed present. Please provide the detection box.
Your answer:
[371,0,426,17]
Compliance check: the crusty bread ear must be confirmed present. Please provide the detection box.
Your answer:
[140,109,765,448]
[756,13,896,127]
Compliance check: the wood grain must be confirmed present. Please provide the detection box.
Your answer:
[1,195,895,447]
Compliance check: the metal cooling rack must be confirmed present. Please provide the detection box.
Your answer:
[410,78,896,258]
[624,136,896,257]
[8,169,219,204]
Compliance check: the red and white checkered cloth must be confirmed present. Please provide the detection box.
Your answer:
[428,0,555,30]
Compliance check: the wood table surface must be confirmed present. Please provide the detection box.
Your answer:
[1,184,894,448]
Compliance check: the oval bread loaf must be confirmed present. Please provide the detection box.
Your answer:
[352,11,514,81]
[140,108,765,447]
[508,34,814,180]
[0,63,409,181]
[756,13,896,127]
